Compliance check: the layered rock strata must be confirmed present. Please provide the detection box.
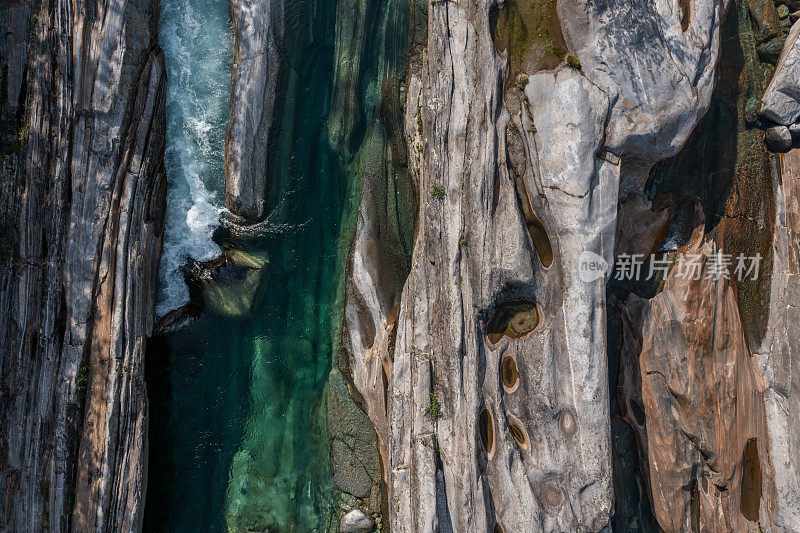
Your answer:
[752,150,800,530]
[0,0,166,529]
[224,0,288,222]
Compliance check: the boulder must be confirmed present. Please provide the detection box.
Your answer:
[760,20,800,124]
[339,509,374,533]
[766,124,793,151]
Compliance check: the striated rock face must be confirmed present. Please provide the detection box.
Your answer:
[619,207,775,532]
[224,0,287,222]
[0,0,166,529]
[752,149,800,530]
[340,0,725,531]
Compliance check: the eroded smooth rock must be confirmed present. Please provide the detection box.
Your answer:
[620,207,773,532]
[559,0,723,163]
[340,509,374,533]
[766,124,794,151]
[750,148,800,531]
[225,0,287,222]
[760,19,800,124]
[341,0,725,531]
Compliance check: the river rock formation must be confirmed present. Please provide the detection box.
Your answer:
[761,19,800,125]
[337,0,798,531]
[224,0,288,223]
[4,0,800,528]
[0,0,166,529]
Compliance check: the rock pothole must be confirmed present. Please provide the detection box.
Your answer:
[740,439,762,522]
[501,352,520,392]
[559,409,577,437]
[507,413,530,450]
[479,405,496,458]
[541,482,563,511]
[487,301,540,345]
[506,122,554,268]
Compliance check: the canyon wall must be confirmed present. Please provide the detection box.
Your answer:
[338,0,799,531]
[0,0,166,529]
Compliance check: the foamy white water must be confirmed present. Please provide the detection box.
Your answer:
[156,0,232,315]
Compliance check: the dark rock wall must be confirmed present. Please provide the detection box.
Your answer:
[0,0,166,529]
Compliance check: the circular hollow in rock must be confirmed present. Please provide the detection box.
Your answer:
[560,409,577,436]
[479,405,496,458]
[507,413,530,450]
[501,353,519,393]
[486,301,540,345]
[541,482,563,510]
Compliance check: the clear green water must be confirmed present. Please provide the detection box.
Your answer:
[146,0,422,529]
[145,2,347,530]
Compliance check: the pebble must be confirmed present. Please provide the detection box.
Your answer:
[339,509,374,533]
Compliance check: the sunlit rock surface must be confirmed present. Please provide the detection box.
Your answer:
[760,20,800,125]
[340,0,730,531]
[4,0,800,528]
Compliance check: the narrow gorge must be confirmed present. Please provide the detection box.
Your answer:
[1,0,800,532]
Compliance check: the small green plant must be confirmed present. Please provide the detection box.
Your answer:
[416,111,424,137]
[18,121,30,145]
[28,12,38,39]
[430,185,446,199]
[76,364,89,399]
[425,392,441,418]
[0,245,11,264]
[458,236,466,247]
[515,73,529,90]
[566,53,582,70]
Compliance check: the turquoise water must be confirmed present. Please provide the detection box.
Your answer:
[146,0,421,529]
[146,1,347,530]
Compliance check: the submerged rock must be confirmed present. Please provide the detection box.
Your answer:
[184,246,268,318]
[326,369,382,500]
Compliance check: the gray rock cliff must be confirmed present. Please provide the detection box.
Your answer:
[0,0,166,528]
[341,0,727,530]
